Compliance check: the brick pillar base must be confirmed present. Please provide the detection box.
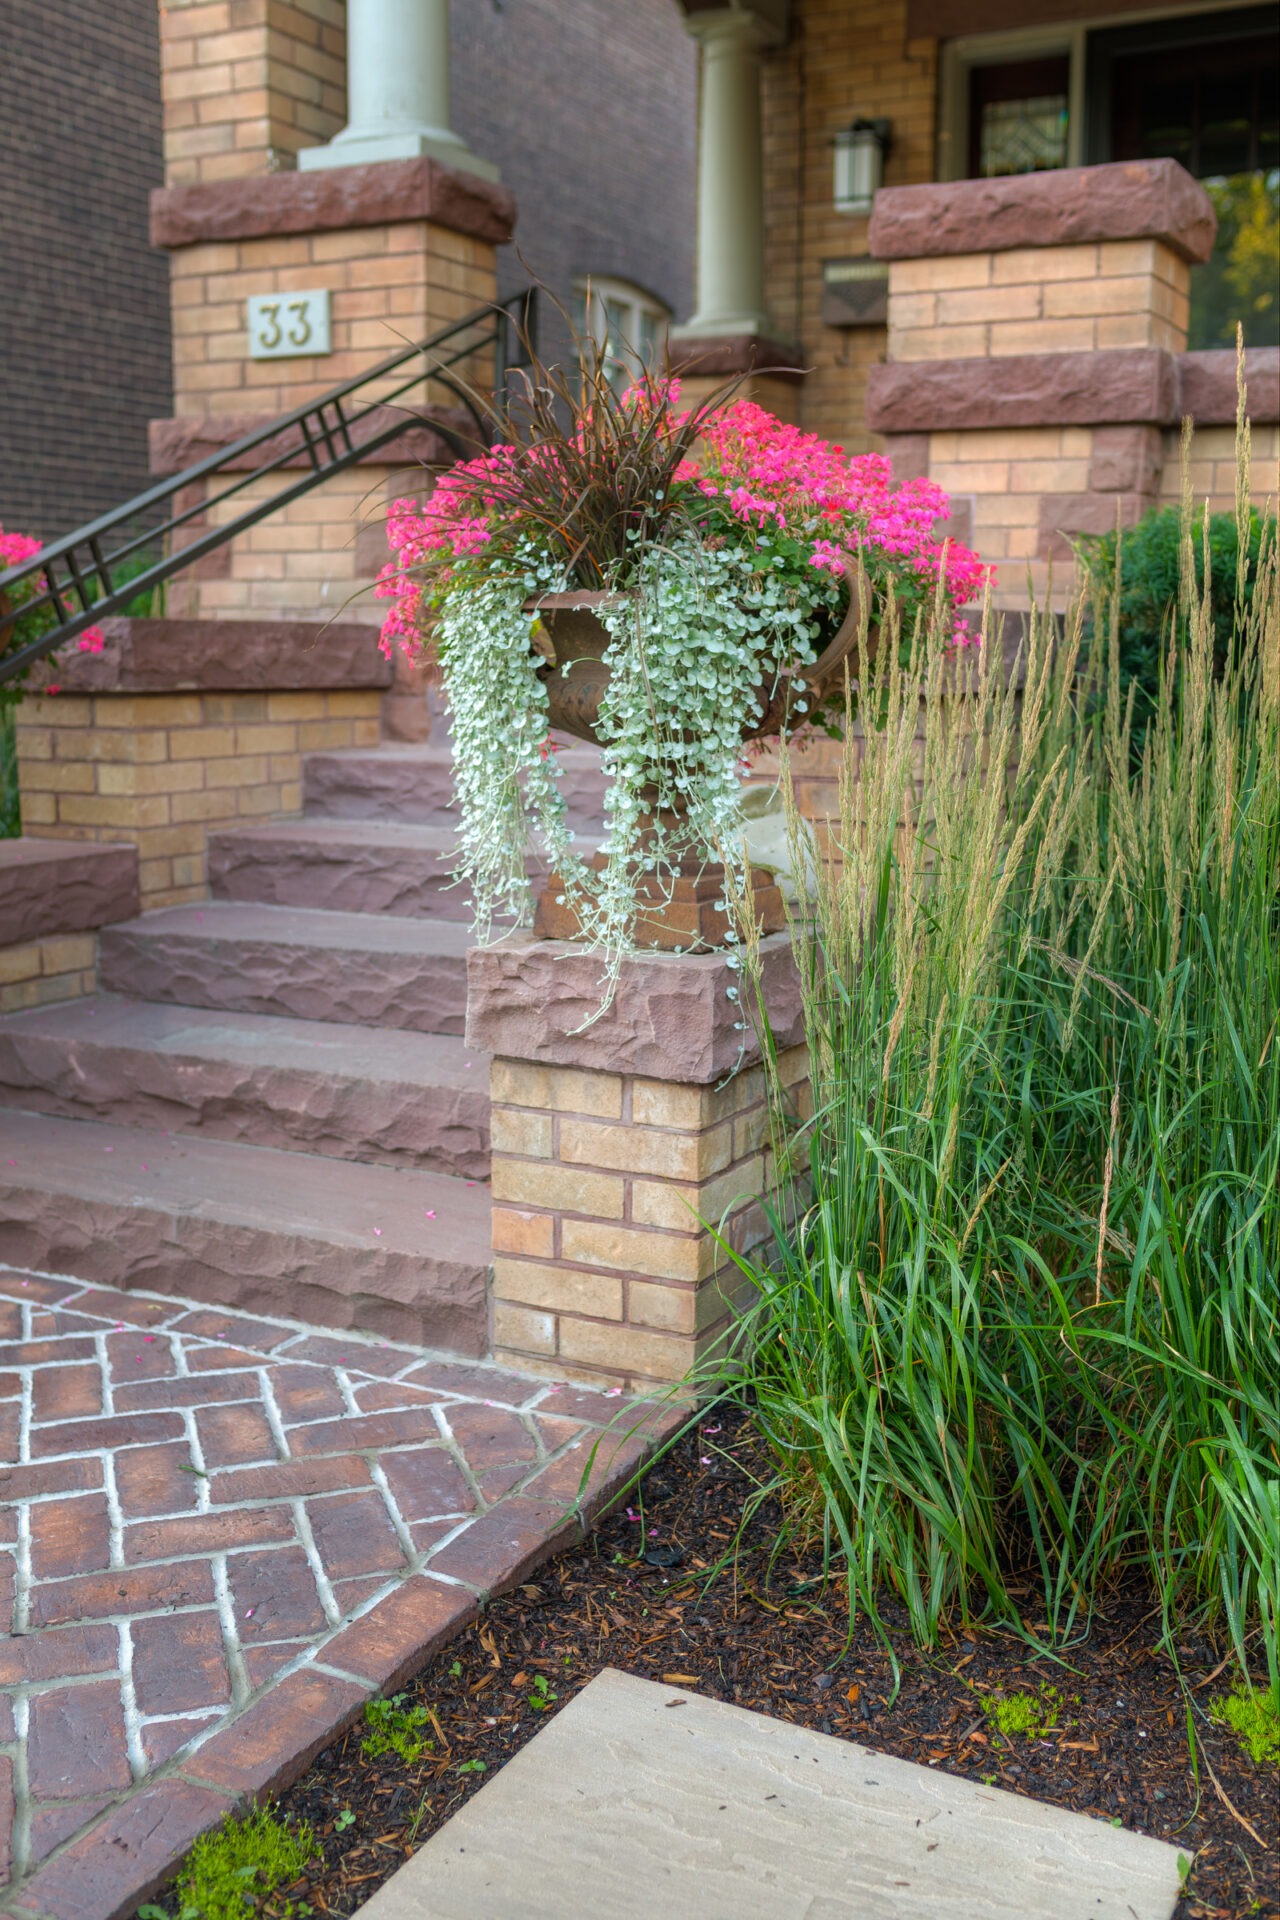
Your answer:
[466,930,807,1393]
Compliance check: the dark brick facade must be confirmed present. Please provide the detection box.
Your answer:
[0,0,172,542]
[0,0,695,545]
[451,0,697,368]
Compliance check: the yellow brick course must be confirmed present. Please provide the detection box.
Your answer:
[488,1048,801,1390]
[14,687,380,909]
[0,934,97,1015]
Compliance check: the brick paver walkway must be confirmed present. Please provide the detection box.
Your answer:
[0,1265,676,1920]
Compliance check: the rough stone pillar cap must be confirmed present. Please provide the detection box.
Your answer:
[465,931,803,1085]
[869,158,1216,265]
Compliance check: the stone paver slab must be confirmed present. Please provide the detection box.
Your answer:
[357,1668,1188,1920]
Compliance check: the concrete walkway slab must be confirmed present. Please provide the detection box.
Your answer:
[0,1271,678,1920]
[357,1667,1188,1920]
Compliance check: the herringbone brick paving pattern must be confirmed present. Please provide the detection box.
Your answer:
[0,1264,667,1912]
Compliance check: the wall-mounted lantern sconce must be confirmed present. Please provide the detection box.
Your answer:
[833,118,891,214]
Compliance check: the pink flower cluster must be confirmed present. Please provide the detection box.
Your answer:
[375,392,989,658]
[0,524,105,659]
[0,530,42,570]
[687,401,988,607]
[374,450,517,657]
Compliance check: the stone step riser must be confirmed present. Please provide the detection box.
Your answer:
[304,750,459,824]
[0,1110,492,1354]
[302,747,608,828]
[0,1022,490,1178]
[208,832,483,921]
[98,913,470,1035]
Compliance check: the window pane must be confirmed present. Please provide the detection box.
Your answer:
[967,55,1071,177]
[979,95,1069,176]
[1188,169,1280,349]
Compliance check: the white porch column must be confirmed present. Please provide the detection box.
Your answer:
[299,0,498,179]
[678,5,787,335]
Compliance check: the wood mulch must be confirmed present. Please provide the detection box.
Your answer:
[142,1410,1278,1920]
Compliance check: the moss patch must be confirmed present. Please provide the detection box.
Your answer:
[981,1685,1064,1740]
[361,1694,434,1766]
[169,1804,315,1920]
[1209,1687,1280,1769]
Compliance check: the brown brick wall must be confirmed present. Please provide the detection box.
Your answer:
[761,0,938,449]
[0,0,172,540]
[160,0,346,184]
[450,0,696,366]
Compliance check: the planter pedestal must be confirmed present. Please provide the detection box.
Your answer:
[533,853,786,952]
[466,929,807,1393]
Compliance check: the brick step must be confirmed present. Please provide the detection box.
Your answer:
[303,742,608,828]
[0,996,489,1176]
[208,819,476,920]
[0,1107,491,1352]
[99,902,473,1034]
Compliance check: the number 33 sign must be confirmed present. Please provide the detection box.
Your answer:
[247,289,332,360]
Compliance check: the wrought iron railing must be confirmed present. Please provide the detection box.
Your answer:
[0,289,536,684]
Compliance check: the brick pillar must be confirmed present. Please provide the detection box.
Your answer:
[159,0,347,187]
[864,158,1218,604]
[466,931,807,1394]
[149,2,514,634]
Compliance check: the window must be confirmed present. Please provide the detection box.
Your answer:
[1090,8,1278,348]
[938,6,1278,349]
[969,55,1071,177]
[937,27,1084,182]
[571,279,670,392]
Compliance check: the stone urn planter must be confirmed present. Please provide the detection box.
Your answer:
[525,562,876,950]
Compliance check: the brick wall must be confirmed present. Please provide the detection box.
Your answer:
[760,0,937,448]
[0,0,171,539]
[15,688,381,907]
[489,1048,809,1391]
[887,241,1191,361]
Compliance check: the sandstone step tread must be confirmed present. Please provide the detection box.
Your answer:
[0,1108,491,1352]
[98,903,473,1035]
[0,997,489,1175]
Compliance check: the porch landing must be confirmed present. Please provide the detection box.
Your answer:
[0,1268,678,1920]
[359,1667,1189,1920]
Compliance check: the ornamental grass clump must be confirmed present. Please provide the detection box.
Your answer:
[378,325,983,951]
[722,388,1279,1699]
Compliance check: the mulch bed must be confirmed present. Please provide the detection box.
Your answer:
[145,1410,1278,1920]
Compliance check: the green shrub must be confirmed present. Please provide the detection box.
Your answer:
[725,423,1279,1699]
[0,708,18,839]
[1080,501,1274,730]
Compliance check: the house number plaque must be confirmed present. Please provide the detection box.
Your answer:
[247,289,332,359]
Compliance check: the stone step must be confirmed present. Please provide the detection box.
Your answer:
[208,819,476,921]
[0,838,139,947]
[302,742,608,828]
[99,902,473,1035]
[0,1107,492,1352]
[0,996,489,1176]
